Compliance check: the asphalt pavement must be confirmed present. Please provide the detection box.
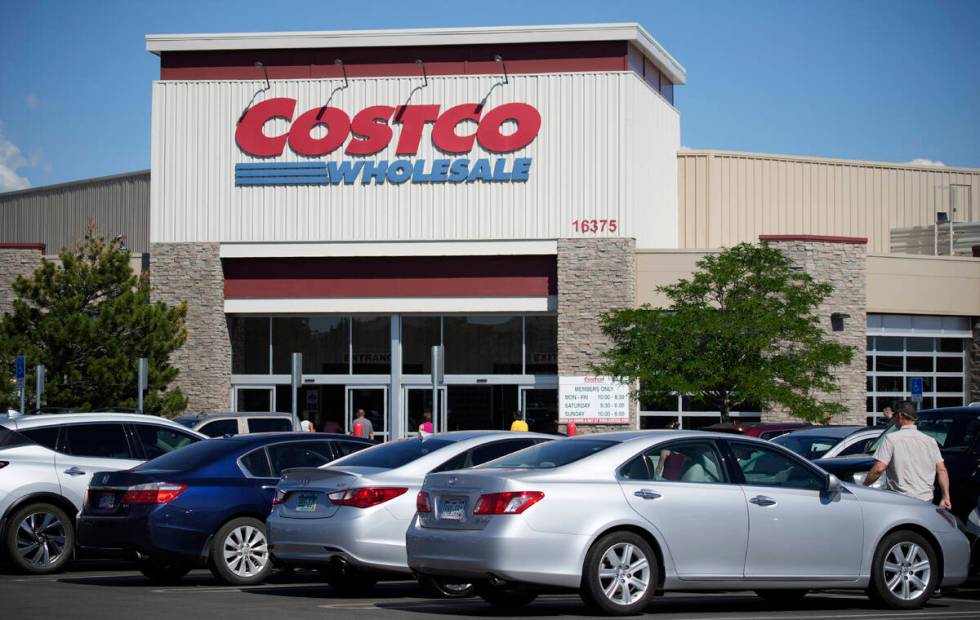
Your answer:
[3,561,980,620]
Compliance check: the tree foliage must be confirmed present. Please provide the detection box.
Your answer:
[593,242,854,423]
[0,234,188,416]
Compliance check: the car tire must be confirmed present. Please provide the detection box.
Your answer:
[419,575,475,598]
[868,530,938,610]
[755,589,809,605]
[4,502,74,574]
[475,582,538,609]
[138,557,192,584]
[208,517,273,586]
[320,563,378,596]
[580,531,657,616]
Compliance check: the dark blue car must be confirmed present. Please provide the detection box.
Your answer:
[77,433,374,585]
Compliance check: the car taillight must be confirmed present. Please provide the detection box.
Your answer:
[416,491,432,513]
[272,489,288,505]
[328,487,407,509]
[472,491,544,515]
[121,482,187,505]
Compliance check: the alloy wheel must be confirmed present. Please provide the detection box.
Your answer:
[597,542,650,606]
[222,525,269,578]
[15,511,67,569]
[883,542,931,601]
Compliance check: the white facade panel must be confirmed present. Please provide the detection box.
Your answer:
[150,72,680,247]
[224,296,557,314]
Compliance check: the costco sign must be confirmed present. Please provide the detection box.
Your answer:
[234,98,540,186]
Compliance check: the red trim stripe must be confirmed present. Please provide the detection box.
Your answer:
[0,242,45,252]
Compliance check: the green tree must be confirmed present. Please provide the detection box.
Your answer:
[594,242,854,424]
[0,234,188,416]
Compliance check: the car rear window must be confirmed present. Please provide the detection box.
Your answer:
[135,438,239,472]
[21,427,60,450]
[479,439,615,469]
[0,426,35,449]
[772,434,840,460]
[247,418,293,433]
[330,437,455,469]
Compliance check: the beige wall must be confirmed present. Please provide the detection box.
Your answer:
[677,151,980,254]
[867,254,980,316]
[637,249,980,317]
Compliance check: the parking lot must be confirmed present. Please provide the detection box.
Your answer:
[3,562,980,620]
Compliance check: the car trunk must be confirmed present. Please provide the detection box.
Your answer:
[275,466,381,520]
[419,470,520,531]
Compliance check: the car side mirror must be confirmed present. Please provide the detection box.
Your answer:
[825,473,842,495]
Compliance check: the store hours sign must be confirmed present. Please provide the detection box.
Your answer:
[559,376,630,425]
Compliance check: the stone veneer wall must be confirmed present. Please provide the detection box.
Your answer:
[150,242,231,412]
[760,236,867,425]
[557,238,637,433]
[0,246,44,315]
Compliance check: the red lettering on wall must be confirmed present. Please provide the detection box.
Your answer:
[234,97,296,157]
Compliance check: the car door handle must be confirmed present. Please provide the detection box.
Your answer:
[749,495,777,507]
[63,467,86,477]
[634,489,662,500]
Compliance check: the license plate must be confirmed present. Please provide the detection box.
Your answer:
[296,493,317,513]
[440,496,467,521]
[96,492,116,510]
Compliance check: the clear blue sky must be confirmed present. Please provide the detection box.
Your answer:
[1,0,978,190]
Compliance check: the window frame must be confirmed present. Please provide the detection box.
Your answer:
[59,422,138,460]
[128,422,201,461]
[722,439,830,492]
[616,439,731,485]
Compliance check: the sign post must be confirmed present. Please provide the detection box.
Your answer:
[430,345,443,433]
[291,353,302,431]
[15,354,26,416]
[137,358,148,414]
[35,365,45,411]
[910,376,924,409]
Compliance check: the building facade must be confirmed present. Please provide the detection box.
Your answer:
[2,23,979,437]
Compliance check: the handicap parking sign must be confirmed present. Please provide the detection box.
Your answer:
[14,355,25,390]
[910,377,923,398]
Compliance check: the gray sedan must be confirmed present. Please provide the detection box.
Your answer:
[406,430,969,615]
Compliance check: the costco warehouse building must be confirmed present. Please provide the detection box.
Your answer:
[1,23,979,438]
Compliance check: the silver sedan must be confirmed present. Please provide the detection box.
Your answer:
[406,430,969,615]
[266,431,555,596]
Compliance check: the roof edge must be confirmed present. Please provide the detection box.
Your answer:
[0,170,150,200]
[679,149,978,174]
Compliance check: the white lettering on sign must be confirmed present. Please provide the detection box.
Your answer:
[559,376,630,424]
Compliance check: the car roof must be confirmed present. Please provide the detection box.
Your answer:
[776,426,869,439]
[177,411,291,421]
[918,406,980,416]
[220,432,374,447]
[3,412,193,429]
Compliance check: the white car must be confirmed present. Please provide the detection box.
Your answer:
[0,413,206,573]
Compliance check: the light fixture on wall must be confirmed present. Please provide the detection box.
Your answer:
[830,312,850,332]
[394,59,430,123]
[478,55,510,111]
[237,61,272,124]
[316,59,350,119]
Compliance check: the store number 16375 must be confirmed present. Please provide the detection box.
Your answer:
[572,219,618,234]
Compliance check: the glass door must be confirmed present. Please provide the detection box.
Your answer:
[519,387,559,434]
[234,387,275,412]
[403,386,446,436]
[345,387,387,441]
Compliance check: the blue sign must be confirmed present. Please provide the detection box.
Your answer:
[910,377,924,398]
[14,354,25,390]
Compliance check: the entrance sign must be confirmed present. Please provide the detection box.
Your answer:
[559,376,630,425]
[234,99,541,187]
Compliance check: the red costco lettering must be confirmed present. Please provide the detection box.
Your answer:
[235,99,541,158]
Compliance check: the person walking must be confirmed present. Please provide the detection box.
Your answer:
[510,411,528,432]
[863,401,951,510]
[419,410,433,434]
[353,408,374,439]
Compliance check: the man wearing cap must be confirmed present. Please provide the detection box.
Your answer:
[863,400,951,510]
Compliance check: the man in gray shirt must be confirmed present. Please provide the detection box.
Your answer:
[864,401,951,510]
[353,408,374,439]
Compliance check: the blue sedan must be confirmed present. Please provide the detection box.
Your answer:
[77,432,374,585]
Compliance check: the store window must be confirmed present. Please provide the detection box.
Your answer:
[865,314,970,422]
[230,317,270,374]
[638,391,761,429]
[444,315,522,374]
[272,316,348,374]
[352,315,390,374]
[525,316,557,374]
[402,316,441,374]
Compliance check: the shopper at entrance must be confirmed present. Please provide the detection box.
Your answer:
[353,408,374,438]
[419,410,433,434]
[510,411,528,432]
[863,401,951,510]
[300,415,314,432]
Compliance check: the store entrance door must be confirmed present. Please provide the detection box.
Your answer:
[346,387,387,441]
[519,388,559,434]
[404,386,445,435]
[445,385,519,432]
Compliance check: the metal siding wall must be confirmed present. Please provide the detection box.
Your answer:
[676,152,980,254]
[151,73,680,248]
[0,173,149,253]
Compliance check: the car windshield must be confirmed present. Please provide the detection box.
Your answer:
[772,434,840,460]
[478,439,616,469]
[869,414,980,453]
[328,437,455,469]
[135,438,239,472]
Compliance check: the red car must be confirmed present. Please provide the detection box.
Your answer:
[700,421,812,440]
